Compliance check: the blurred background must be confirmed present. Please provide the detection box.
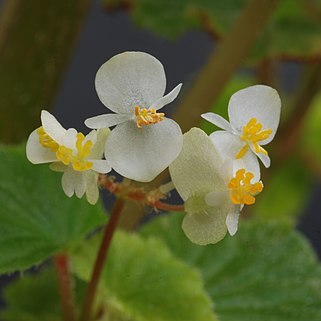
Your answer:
[1,0,321,308]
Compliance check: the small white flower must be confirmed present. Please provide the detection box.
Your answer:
[202,85,281,168]
[26,110,111,204]
[85,51,183,182]
[169,128,263,245]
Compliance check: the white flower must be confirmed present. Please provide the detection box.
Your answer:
[26,110,111,204]
[85,51,183,182]
[169,128,263,245]
[202,85,281,168]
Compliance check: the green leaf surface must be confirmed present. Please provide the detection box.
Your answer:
[252,157,312,223]
[72,231,218,321]
[1,268,86,321]
[0,144,106,274]
[141,214,321,321]
[104,0,321,60]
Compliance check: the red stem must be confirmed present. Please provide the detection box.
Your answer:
[54,254,76,321]
[79,199,124,321]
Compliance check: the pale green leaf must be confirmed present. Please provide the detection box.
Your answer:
[72,231,218,321]
[142,214,321,321]
[0,144,106,274]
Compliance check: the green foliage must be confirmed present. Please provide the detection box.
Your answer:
[0,144,106,274]
[72,231,218,321]
[104,0,321,60]
[301,92,321,163]
[0,0,90,143]
[253,157,312,223]
[142,213,321,321]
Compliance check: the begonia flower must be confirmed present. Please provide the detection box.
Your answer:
[169,128,263,245]
[202,85,281,168]
[26,110,110,204]
[85,51,183,182]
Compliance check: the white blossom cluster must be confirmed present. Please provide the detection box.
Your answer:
[26,51,281,244]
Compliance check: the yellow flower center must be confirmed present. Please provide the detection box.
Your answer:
[135,106,165,128]
[235,118,272,159]
[37,127,59,152]
[37,127,93,171]
[227,169,263,205]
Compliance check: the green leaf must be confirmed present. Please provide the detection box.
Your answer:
[252,157,312,223]
[142,214,321,321]
[1,268,86,321]
[0,144,106,274]
[104,0,321,60]
[72,231,218,321]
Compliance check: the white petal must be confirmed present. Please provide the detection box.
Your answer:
[41,110,66,145]
[61,169,75,197]
[91,160,111,174]
[49,162,67,172]
[182,204,228,245]
[150,83,182,110]
[210,131,260,182]
[85,171,100,205]
[228,85,281,144]
[169,128,226,201]
[73,172,86,198]
[62,128,78,150]
[105,118,183,182]
[201,112,234,132]
[85,114,134,129]
[95,52,166,114]
[255,151,271,168]
[205,191,229,207]
[26,129,57,164]
[85,130,97,145]
[226,210,240,236]
[90,128,110,159]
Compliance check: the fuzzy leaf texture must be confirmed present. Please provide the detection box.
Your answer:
[71,231,218,321]
[142,214,321,321]
[103,0,321,60]
[0,144,106,274]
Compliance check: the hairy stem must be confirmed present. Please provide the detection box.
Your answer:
[80,199,124,321]
[54,254,76,321]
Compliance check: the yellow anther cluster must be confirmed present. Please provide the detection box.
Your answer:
[37,128,93,172]
[37,127,59,152]
[135,106,165,128]
[227,169,263,205]
[235,118,272,159]
[56,133,93,171]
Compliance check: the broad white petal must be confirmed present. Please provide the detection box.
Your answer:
[85,171,100,205]
[169,128,225,201]
[182,203,228,245]
[95,52,166,113]
[49,162,67,172]
[201,112,234,132]
[26,129,57,164]
[228,85,281,144]
[226,209,240,236]
[41,110,66,145]
[90,128,110,159]
[205,191,230,207]
[73,172,86,198]
[61,168,75,197]
[150,83,182,110]
[85,114,134,129]
[91,160,111,174]
[62,128,77,150]
[105,118,183,182]
[210,131,260,181]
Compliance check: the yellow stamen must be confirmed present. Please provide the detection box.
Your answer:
[227,169,263,205]
[56,133,93,171]
[37,127,59,152]
[235,118,272,159]
[135,106,165,128]
[38,127,93,172]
